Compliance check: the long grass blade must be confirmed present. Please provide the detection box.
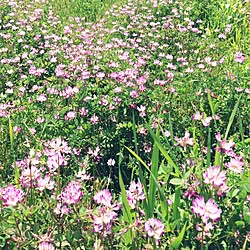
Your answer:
[148,127,181,176]
[225,93,242,140]
[125,146,168,219]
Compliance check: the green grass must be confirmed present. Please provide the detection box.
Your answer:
[50,0,119,23]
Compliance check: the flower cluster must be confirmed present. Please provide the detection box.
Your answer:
[92,190,121,237]
[203,166,228,196]
[126,180,146,209]
[191,196,222,223]
[0,185,25,207]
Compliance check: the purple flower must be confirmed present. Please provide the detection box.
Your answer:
[191,196,222,223]
[1,185,25,207]
[234,52,245,63]
[225,156,244,174]
[215,133,235,156]
[93,189,113,207]
[126,180,146,209]
[60,181,83,205]
[38,242,55,250]
[145,218,165,240]
[64,111,76,121]
[203,166,227,188]
[37,175,55,192]
[175,131,194,151]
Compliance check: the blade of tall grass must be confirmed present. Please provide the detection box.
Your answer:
[9,118,19,186]
[173,187,180,222]
[125,146,168,219]
[118,156,133,244]
[148,130,159,218]
[224,93,242,140]
[206,128,211,167]
[208,93,217,127]
[148,127,181,176]
[132,111,147,193]
[171,222,187,249]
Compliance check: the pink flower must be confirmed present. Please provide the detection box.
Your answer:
[93,207,117,237]
[37,94,47,102]
[20,166,41,188]
[79,107,88,117]
[37,175,55,192]
[54,202,70,216]
[1,185,25,206]
[202,117,213,127]
[234,52,245,63]
[191,196,222,223]
[90,114,99,124]
[130,90,139,98]
[203,166,227,188]
[126,180,146,209]
[175,131,194,150]
[215,133,235,156]
[93,189,113,207]
[38,242,55,250]
[225,156,244,174]
[107,158,115,166]
[64,111,76,121]
[145,218,165,240]
[60,181,83,205]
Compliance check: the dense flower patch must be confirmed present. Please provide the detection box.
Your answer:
[0,0,249,249]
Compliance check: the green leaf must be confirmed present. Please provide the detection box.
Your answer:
[243,206,250,223]
[148,131,160,218]
[169,178,184,186]
[148,127,181,176]
[125,146,168,219]
[171,222,187,249]
[225,93,242,140]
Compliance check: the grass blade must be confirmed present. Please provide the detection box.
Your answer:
[225,93,242,140]
[148,127,181,176]
[125,146,168,219]
[171,222,187,249]
[148,132,159,218]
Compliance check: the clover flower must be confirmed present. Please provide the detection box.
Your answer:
[234,52,245,63]
[93,189,113,207]
[38,242,55,250]
[175,131,194,151]
[225,156,244,174]
[203,166,228,195]
[126,180,146,209]
[191,196,222,223]
[145,218,165,240]
[215,133,235,156]
[60,181,83,205]
[1,185,25,207]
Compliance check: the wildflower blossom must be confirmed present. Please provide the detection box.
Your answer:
[191,196,222,223]
[126,180,146,209]
[93,207,117,236]
[38,242,55,250]
[20,166,41,188]
[60,181,83,205]
[225,156,244,174]
[175,131,194,150]
[145,218,165,240]
[203,166,226,188]
[215,133,235,156]
[93,189,113,207]
[234,52,245,63]
[1,185,25,206]
[107,158,115,166]
[37,175,55,192]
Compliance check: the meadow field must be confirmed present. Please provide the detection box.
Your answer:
[0,0,249,249]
